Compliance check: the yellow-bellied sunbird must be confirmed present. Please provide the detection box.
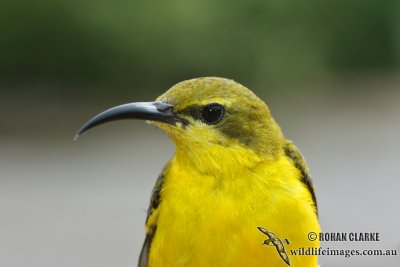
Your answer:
[76,77,320,267]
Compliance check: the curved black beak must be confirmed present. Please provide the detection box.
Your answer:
[75,101,187,140]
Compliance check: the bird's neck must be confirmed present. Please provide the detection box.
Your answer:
[173,142,279,179]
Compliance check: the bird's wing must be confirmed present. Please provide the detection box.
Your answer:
[138,163,170,267]
[283,141,318,216]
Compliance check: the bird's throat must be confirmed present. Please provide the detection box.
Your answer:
[173,142,264,179]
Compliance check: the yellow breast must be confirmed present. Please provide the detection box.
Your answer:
[148,151,320,267]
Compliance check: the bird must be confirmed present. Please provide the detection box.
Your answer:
[257,226,291,266]
[76,77,320,267]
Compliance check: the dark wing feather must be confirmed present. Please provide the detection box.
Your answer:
[138,163,170,267]
[138,229,154,267]
[284,141,318,216]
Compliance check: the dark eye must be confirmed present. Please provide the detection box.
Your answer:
[200,103,225,125]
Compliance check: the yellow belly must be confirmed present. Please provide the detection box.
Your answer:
[148,156,320,267]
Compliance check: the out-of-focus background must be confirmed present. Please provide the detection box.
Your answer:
[1,1,399,266]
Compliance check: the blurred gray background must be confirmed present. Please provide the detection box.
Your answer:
[1,1,399,266]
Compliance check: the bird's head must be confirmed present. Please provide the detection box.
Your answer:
[76,77,285,174]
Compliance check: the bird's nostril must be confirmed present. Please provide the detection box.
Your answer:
[162,106,173,112]
[154,101,174,112]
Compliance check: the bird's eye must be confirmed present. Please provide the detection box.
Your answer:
[200,103,225,125]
